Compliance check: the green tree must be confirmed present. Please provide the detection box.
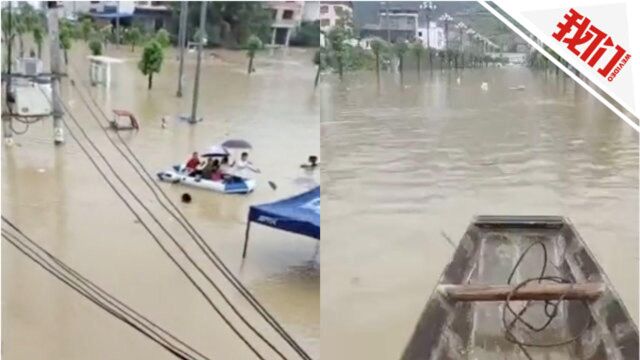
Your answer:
[17,2,42,58]
[412,42,425,76]
[14,12,28,57]
[32,23,44,59]
[125,27,143,52]
[138,40,164,89]
[59,19,75,65]
[155,28,171,48]
[327,27,348,80]
[89,35,103,56]
[246,34,262,74]
[99,25,113,49]
[370,38,387,82]
[175,2,272,47]
[59,19,77,65]
[80,18,93,41]
[394,41,408,79]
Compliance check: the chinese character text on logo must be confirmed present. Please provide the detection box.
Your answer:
[552,8,631,82]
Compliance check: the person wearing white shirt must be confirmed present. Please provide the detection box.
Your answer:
[232,152,260,179]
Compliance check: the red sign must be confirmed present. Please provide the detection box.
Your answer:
[552,8,631,82]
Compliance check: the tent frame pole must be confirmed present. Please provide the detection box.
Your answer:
[242,221,251,258]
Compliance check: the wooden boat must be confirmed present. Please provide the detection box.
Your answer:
[402,216,638,360]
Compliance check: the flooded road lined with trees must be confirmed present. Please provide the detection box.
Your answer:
[321,67,638,360]
[3,42,320,359]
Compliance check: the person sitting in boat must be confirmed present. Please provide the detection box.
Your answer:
[220,156,232,175]
[201,159,219,180]
[184,152,201,174]
[301,155,319,170]
[211,161,225,182]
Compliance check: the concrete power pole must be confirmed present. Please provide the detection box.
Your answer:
[47,1,64,145]
[3,2,14,146]
[176,1,188,97]
[190,1,206,124]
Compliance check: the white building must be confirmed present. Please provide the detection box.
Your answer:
[416,22,445,50]
[319,2,352,48]
[62,1,135,18]
[319,1,352,32]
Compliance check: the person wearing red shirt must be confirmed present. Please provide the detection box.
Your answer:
[184,152,201,174]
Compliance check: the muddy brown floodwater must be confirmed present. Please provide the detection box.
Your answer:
[2,45,319,359]
[321,68,638,360]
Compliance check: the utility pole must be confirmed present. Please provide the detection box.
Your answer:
[3,1,14,146]
[420,1,436,70]
[190,1,206,124]
[47,1,64,144]
[176,1,188,97]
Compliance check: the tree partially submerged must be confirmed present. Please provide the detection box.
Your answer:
[412,42,425,76]
[326,27,348,80]
[80,18,93,41]
[125,27,142,52]
[394,41,408,80]
[59,19,76,65]
[138,40,164,89]
[246,34,262,74]
[155,28,171,48]
[370,38,387,82]
[88,37,103,56]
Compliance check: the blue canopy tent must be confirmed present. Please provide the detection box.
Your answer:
[242,187,320,258]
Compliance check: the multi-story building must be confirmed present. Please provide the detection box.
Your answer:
[416,22,445,50]
[319,1,352,32]
[266,1,304,46]
[360,8,419,43]
[61,1,171,32]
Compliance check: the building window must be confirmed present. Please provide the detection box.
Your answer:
[320,19,330,27]
[418,31,422,37]
[271,9,277,20]
[283,10,294,20]
[334,6,344,16]
[320,5,328,14]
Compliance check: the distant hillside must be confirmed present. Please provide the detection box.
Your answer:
[352,1,527,52]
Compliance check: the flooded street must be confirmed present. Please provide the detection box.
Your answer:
[321,68,638,360]
[3,45,319,359]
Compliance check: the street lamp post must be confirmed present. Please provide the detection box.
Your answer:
[455,21,467,68]
[419,1,436,69]
[439,13,453,50]
[438,13,453,67]
[466,28,476,66]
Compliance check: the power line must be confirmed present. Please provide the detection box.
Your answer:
[2,217,210,360]
[36,85,275,360]
[66,62,312,360]
[1,218,210,360]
